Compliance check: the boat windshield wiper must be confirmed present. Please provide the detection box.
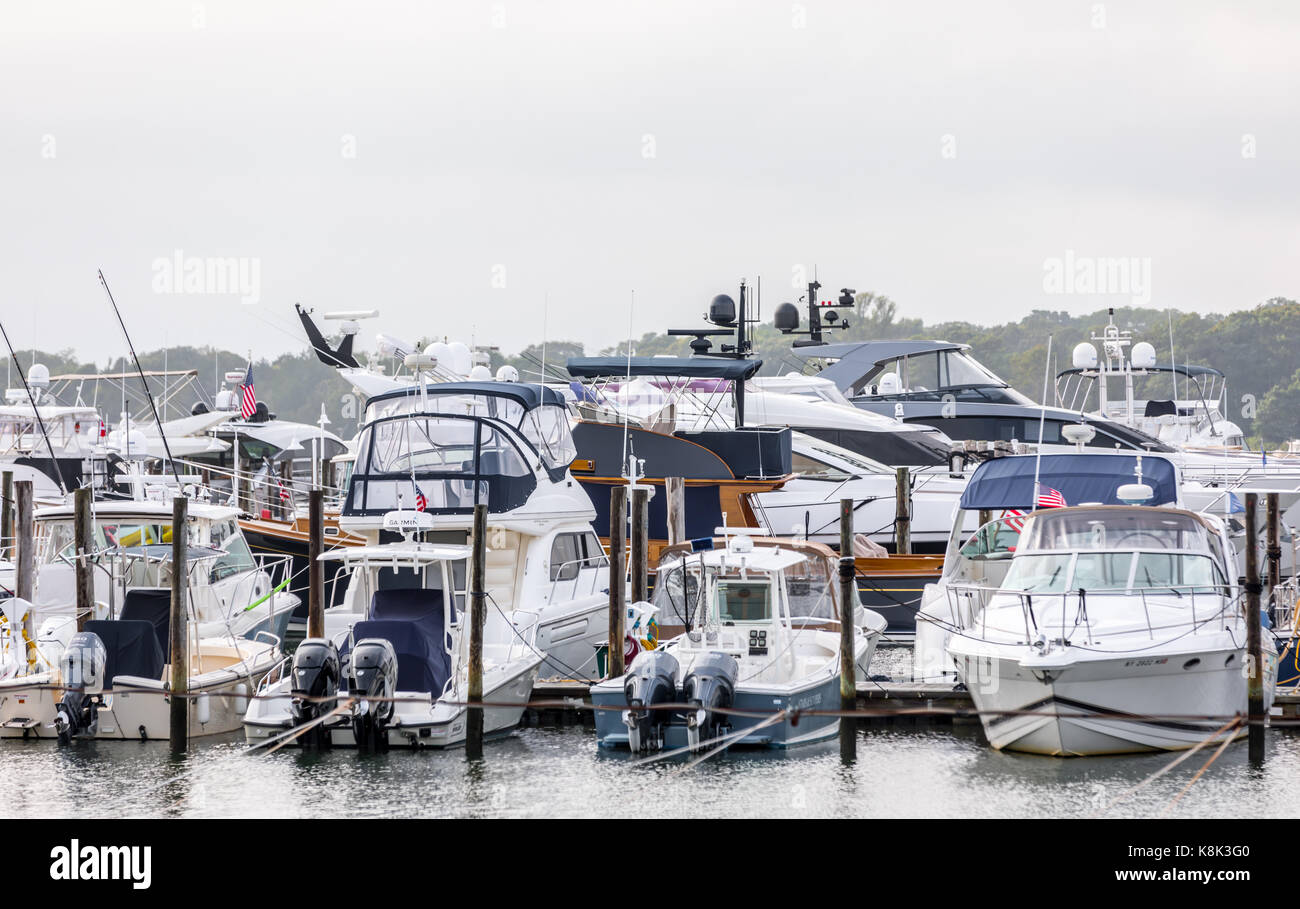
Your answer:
[1144,566,1181,597]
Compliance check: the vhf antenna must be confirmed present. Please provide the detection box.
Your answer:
[774,273,857,347]
[98,270,182,487]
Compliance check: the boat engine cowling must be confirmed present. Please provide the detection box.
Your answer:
[622,650,679,752]
[54,632,107,745]
[682,652,738,751]
[348,638,398,750]
[289,639,340,748]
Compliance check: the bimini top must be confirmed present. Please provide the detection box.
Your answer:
[790,340,968,363]
[365,381,567,413]
[958,453,1180,511]
[566,357,762,381]
[1056,363,1225,380]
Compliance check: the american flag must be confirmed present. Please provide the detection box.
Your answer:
[1003,508,1026,531]
[240,363,258,420]
[277,478,291,501]
[414,485,427,512]
[1036,483,1067,509]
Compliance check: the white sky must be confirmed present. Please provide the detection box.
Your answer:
[2,0,1297,363]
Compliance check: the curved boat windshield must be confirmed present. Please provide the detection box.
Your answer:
[1002,550,1226,595]
[1020,510,1209,553]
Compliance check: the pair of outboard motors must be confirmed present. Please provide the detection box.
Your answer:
[54,632,109,745]
[290,637,398,751]
[621,650,738,753]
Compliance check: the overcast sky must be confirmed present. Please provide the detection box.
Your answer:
[3,1,1297,365]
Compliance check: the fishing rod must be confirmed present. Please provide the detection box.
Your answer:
[0,319,69,495]
[97,270,182,487]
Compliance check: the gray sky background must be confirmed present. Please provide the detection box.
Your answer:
[3,1,1297,364]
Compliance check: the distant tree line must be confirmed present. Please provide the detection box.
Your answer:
[5,297,1298,446]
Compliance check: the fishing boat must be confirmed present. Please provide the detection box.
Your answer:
[942,485,1277,756]
[242,511,542,749]
[591,530,883,752]
[0,498,289,741]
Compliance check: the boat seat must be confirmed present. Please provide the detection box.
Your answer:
[84,619,166,686]
[119,588,172,663]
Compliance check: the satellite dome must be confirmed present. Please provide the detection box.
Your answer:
[447,342,472,377]
[496,365,520,382]
[28,363,50,388]
[469,365,492,380]
[709,294,736,326]
[1131,341,1157,369]
[774,302,800,332]
[1072,342,1099,370]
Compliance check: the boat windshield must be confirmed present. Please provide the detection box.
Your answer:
[1002,550,1226,595]
[1020,509,1209,553]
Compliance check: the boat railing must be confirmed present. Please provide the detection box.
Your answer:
[946,582,1237,644]
[545,553,609,605]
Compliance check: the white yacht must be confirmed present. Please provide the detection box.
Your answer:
[944,498,1277,756]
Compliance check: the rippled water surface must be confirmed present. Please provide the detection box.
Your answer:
[4,720,1299,819]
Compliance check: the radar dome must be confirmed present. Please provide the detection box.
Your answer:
[469,365,492,380]
[1072,342,1099,370]
[1131,341,1157,369]
[496,365,520,382]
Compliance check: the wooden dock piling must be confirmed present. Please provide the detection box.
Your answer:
[1,469,12,562]
[169,495,189,753]
[630,486,649,604]
[607,485,627,678]
[74,486,94,632]
[838,498,857,761]
[308,488,324,639]
[665,476,685,546]
[467,503,487,759]
[1245,493,1264,763]
[1266,492,1281,599]
[894,467,911,555]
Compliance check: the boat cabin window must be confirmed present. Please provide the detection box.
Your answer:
[959,516,1023,561]
[715,579,771,623]
[520,405,578,470]
[791,451,850,480]
[1003,551,1226,595]
[209,526,256,582]
[549,533,583,581]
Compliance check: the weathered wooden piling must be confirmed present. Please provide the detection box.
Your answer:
[838,498,857,761]
[630,486,649,604]
[308,488,324,639]
[169,495,189,753]
[15,480,34,664]
[665,476,685,546]
[978,509,993,530]
[466,503,487,759]
[607,485,628,678]
[1266,492,1281,598]
[1245,493,1264,763]
[74,486,94,632]
[1,469,12,561]
[894,467,911,555]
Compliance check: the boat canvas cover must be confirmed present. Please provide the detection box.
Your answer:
[119,588,173,663]
[958,454,1179,511]
[84,619,165,686]
[365,381,566,412]
[346,588,454,695]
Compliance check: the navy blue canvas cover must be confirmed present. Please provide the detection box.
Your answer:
[959,453,1179,511]
[84,619,165,686]
[343,587,454,695]
[119,588,172,662]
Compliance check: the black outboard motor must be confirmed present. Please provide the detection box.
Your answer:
[289,639,341,749]
[348,638,398,751]
[54,632,107,745]
[682,652,738,752]
[621,650,679,752]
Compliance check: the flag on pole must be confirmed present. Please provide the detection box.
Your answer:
[1003,508,1026,531]
[240,363,258,420]
[277,477,291,501]
[414,485,427,512]
[1035,484,1067,509]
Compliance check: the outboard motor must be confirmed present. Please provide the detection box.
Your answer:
[621,650,679,752]
[348,638,398,751]
[289,639,341,749]
[682,652,738,753]
[53,632,107,745]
